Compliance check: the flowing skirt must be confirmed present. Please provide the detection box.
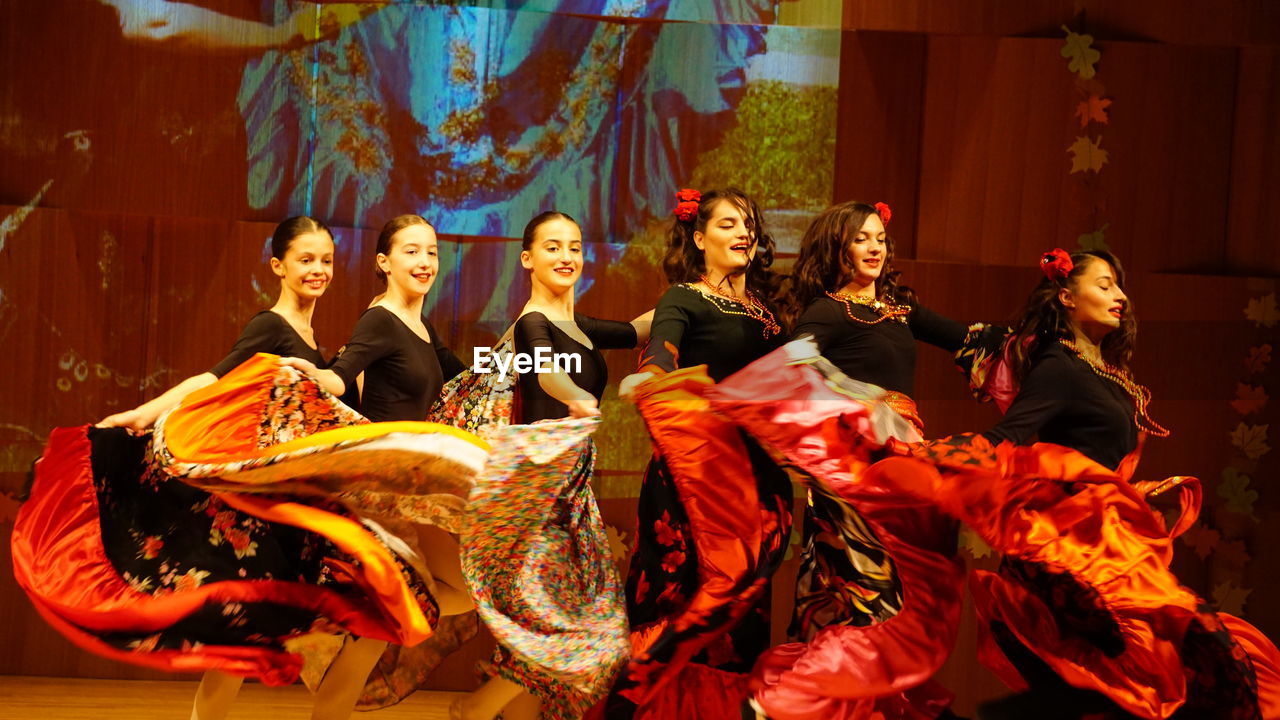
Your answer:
[609,367,793,720]
[864,432,1280,719]
[461,417,629,720]
[704,341,964,720]
[11,353,487,684]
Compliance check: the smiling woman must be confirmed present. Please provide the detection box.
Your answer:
[284,214,466,424]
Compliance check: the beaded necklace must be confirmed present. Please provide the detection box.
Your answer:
[1059,338,1170,437]
[826,291,910,325]
[689,277,782,339]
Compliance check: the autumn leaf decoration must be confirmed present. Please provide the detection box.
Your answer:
[1060,25,1101,79]
[1245,293,1279,328]
[1245,344,1272,375]
[1218,467,1260,517]
[1180,524,1220,560]
[1077,223,1110,252]
[1068,135,1109,174]
[1231,423,1271,461]
[1230,383,1270,417]
[1213,580,1252,616]
[1074,94,1112,127]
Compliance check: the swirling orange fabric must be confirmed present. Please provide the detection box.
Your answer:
[865,434,1280,719]
[617,366,791,715]
[706,350,964,720]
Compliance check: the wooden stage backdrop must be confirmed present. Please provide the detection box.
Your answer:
[1,1,1277,714]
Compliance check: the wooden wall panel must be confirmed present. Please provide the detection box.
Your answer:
[840,0,1280,46]
[833,31,928,258]
[916,36,1077,265]
[913,37,1239,273]
[1227,46,1280,276]
[1091,42,1237,273]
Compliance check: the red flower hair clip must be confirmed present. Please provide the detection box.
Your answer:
[674,188,701,222]
[1040,248,1074,282]
[874,202,892,225]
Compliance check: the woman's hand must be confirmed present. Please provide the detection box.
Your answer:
[280,356,319,376]
[566,395,601,419]
[618,372,654,402]
[95,408,152,434]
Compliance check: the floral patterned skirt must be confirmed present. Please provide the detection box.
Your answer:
[461,418,629,720]
[608,367,793,720]
[11,354,488,684]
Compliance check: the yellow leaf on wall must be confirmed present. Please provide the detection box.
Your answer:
[1060,26,1102,79]
[1245,293,1279,328]
[1068,136,1109,173]
[1230,423,1271,461]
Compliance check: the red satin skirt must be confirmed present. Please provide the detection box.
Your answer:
[609,367,793,720]
[865,432,1280,719]
[704,345,965,720]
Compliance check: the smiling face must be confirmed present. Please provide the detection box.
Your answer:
[1061,256,1128,336]
[271,230,334,300]
[693,199,756,276]
[521,216,582,292]
[377,223,439,298]
[845,212,887,286]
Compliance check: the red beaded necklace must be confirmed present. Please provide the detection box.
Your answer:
[693,276,782,339]
[1060,338,1170,437]
[826,291,909,325]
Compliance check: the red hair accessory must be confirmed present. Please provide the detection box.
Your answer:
[1040,248,1074,281]
[674,188,701,222]
[874,202,892,225]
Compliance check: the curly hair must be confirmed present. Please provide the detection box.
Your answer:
[1007,249,1136,382]
[781,200,910,327]
[661,187,782,303]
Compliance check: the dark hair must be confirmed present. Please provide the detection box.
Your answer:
[661,187,781,300]
[271,216,332,260]
[782,201,910,327]
[521,211,579,251]
[375,214,432,284]
[1008,249,1136,381]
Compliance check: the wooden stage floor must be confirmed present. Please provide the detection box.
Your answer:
[0,676,461,719]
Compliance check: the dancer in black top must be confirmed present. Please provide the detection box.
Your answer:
[609,187,790,720]
[90,217,430,720]
[869,249,1280,720]
[786,209,966,394]
[509,222,651,421]
[287,214,464,422]
[738,200,969,720]
[285,214,474,713]
[99,216,333,432]
[453,211,650,720]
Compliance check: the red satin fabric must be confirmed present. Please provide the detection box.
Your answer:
[621,367,791,711]
[706,351,964,720]
[11,427,410,683]
[866,435,1280,719]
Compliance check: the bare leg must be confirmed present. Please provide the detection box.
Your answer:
[417,524,475,615]
[500,689,540,720]
[450,676,525,720]
[309,635,387,720]
[189,669,244,720]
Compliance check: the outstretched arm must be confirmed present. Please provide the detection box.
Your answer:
[95,0,376,51]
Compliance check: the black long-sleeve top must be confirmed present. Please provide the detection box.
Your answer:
[791,296,967,397]
[209,310,327,378]
[514,312,638,423]
[329,306,465,422]
[982,341,1138,470]
[640,284,785,382]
